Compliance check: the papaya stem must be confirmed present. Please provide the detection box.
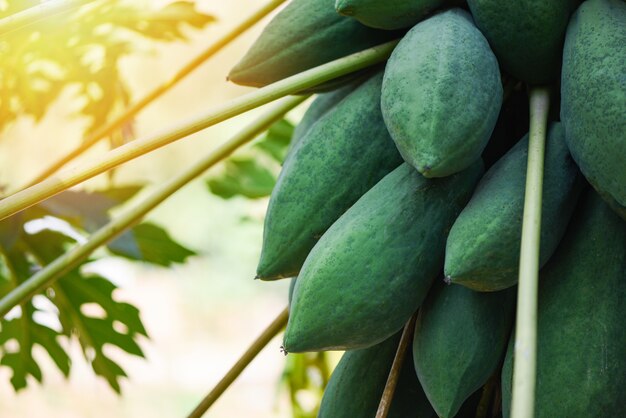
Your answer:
[0,0,98,37]
[376,312,417,418]
[0,96,307,318]
[0,40,398,221]
[186,307,289,418]
[510,87,550,418]
[10,0,288,193]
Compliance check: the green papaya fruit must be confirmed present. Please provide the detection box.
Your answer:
[445,123,584,291]
[319,332,435,418]
[283,161,483,352]
[467,0,580,84]
[381,9,502,178]
[561,0,626,220]
[502,191,626,417]
[413,283,515,418]
[228,0,397,91]
[335,0,450,30]
[257,72,402,280]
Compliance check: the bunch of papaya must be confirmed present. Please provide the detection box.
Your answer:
[230,0,625,416]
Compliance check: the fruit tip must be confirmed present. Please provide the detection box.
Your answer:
[443,275,452,285]
[279,345,289,356]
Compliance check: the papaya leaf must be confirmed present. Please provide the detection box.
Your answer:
[0,0,214,135]
[206,119,295,199]
[108,222,196,266]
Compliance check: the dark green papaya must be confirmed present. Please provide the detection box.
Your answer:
[502,191,626,417]
[561,0,626,220]
[413,283,515,418]
[228,0,397,91]
[467,0,580,84]
[335,0,451,30]
[319,332,435,418]
[445,123,584,291]
[257,72,402,280]
[381,9,502,178]
[283,161,483,352]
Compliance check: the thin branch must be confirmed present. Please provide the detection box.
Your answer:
[186,307,289,418]
[14,0,288,191]
[0,95,307,318]
[510,87,550,418]
[0,40,398,222]
[0,0,98,37]
[376,312,418,418]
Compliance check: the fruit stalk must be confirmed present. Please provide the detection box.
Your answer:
[510,87,550,418]
[186,307,289,418]
[11,0,289,193]
[0,40,398,222]
[0,95,307,318]
[376,313,417,418]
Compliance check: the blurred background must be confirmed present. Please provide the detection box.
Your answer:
[0,1,333,416]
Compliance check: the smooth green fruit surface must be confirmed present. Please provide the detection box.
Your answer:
[228,0,396,91]
[284,161,483,352]
[381,9,502,178]
[413,283,515,418]
[335,0,450,30]
[561,0,626,220]
[257,72,402,280]
[467,0,579,84]
[319,333,435,418]
[502,191,626,417]
[445,123,584,291]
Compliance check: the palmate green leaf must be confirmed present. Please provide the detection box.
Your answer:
[207,119,295,200]
[0,184,194,392]
[0,247,71,391]
[0,0,214,135]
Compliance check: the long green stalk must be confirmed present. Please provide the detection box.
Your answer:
[186,307,289,418]
[510,87,551,418]
[376,313,417,418]
[0,0,97,37]
[0,40,398,222]
[0,95,307,318]
[16,0,288,191]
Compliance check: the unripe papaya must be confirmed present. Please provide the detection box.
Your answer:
[502,191,626,417]
[228,0,397,91]
[467,0,580,84]
[413,283,515,418]
[335,0,451,30]
[283,161,483,352]
[561,0,626,220]
[445,123,584,291]
[381,9,502,178]
[257,72,402,280]
[319,332,435,418]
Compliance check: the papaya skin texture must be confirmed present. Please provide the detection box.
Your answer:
[560,0,626,220]
[318,333,435,418]
[381,9,502,178]
[227,0,397,92]
[413,283,515,418]
[335,0,450,30]
[467,0,580,84]
[257,72,402,280]
[444,123,584,291]
[502,191,626,418]
[283,161,483,352]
